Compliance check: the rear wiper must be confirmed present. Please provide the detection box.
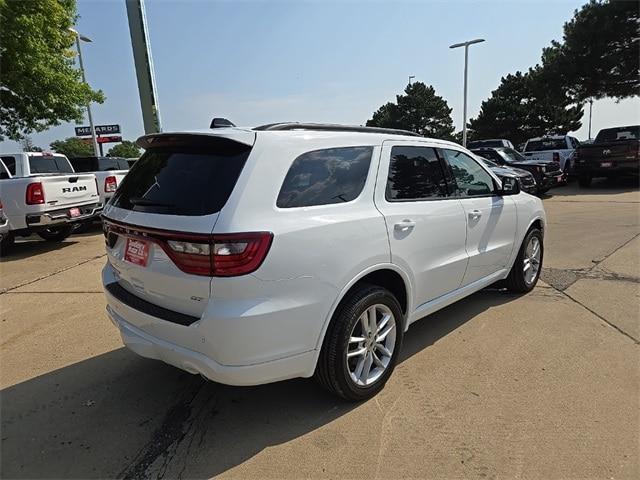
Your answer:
[130,197,174,207]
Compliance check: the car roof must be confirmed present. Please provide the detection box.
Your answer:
[137,125,463,150]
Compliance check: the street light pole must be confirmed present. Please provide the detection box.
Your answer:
[70,28,99,157]
[450,38,485,147]
[408,75,415,86]
[588,99,593,139]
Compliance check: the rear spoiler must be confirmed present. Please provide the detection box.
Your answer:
[137,130,256,149]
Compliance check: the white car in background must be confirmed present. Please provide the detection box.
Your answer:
[102,123,546,401]
[522,135,580,173]
[0,152,100,254]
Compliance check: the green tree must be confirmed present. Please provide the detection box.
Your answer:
[367,82,456,139]
[542,0,639,101]
[107,140,141,158]
[468,70,583,148]
[50,137,93,157]
[0,0,104,141]
[19,135,42,152]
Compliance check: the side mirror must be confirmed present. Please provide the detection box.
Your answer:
[499,176,520,195]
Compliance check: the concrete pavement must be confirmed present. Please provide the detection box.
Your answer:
[1,178,638,479]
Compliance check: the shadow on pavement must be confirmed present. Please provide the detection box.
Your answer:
[0,238,78,263]
[549,176,639,198]
[0,289,521,479]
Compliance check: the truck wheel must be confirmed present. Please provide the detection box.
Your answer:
[37,225,73,242]
[0,234,15,257]
[505,228,543,293]
[315,284,404,401]
[578,174,592,187]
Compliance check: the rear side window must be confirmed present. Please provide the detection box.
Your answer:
[386,146,447,201]
[29,155,74,174]
[1,156,16,175]
[277,146,372,208]
[111,138,251,216]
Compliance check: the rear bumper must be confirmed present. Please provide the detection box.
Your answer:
[102,263,322,386]
[26,203,102,227]
[105,303,317,386]
[574,162,639,177]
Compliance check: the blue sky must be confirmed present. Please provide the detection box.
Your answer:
[3,0,639,152]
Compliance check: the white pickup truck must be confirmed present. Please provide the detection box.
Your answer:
[0,152,101,255]
[521,135,580,173]
[68,156,129,207]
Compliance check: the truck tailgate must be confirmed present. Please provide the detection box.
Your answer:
[41,174,99,208]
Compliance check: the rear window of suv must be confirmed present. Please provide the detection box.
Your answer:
[111,137,251,216]
[277,146,372,208]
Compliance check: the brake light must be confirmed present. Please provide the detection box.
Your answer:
[26,182,45,204]
[103,220,273,277]
[552,152,560,163]
[104,176,117,193]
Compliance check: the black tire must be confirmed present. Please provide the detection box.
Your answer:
[37,225,73,242]
[505,228,544,293]
[0,234,15,257]
[578,173,592,187]
[315,284,404,401]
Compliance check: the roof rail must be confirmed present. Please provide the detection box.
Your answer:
[253,122,422,137]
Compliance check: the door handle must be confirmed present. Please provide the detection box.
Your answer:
[468,209,482,220]
[394,219,416,231]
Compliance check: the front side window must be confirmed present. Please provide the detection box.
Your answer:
[277,146,372,208]
[440,149,495,197]
[386,146,447,201]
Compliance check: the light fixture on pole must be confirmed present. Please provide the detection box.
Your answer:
[450,38,485,147]
[69,27,99,156]
[408,75,415,86]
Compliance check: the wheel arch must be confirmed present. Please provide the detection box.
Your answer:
[312,264,413,356]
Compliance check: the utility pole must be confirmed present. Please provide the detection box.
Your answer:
[588,99,593,139]
[449,38,485,147]
[69,28,99,156]
[126,0,162,134]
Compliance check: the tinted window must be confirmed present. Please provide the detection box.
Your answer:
[29,155,73,174]
[277,146,372,208]
[111,138,250,216]
[524,138,567,151]
[440,149,495,197]
[594,126,640,143]
[98,158,129,170]
[0,156,16,175]
[467,140,503,149]
[386,146,447,201]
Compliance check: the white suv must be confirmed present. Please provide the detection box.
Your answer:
[102,123,546,401]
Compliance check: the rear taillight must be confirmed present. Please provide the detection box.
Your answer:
[552,152,560,163]
[104,220,273,277]
[165,232,273,276]
[26,182,45,204]
[104,176,117,193]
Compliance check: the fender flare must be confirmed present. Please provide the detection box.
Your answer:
[310,263,414,361]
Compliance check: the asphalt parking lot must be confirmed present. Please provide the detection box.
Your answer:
[1,179,638,479]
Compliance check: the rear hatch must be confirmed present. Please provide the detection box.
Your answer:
[102,132,255,318]
[41,174,100,208]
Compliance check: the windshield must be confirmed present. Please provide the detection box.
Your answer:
[501,148,528,163]
[28,155,74,174]
[524,138,567,151]
[594,126,640,143]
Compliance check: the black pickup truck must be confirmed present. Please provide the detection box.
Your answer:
[574,126,639,187]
